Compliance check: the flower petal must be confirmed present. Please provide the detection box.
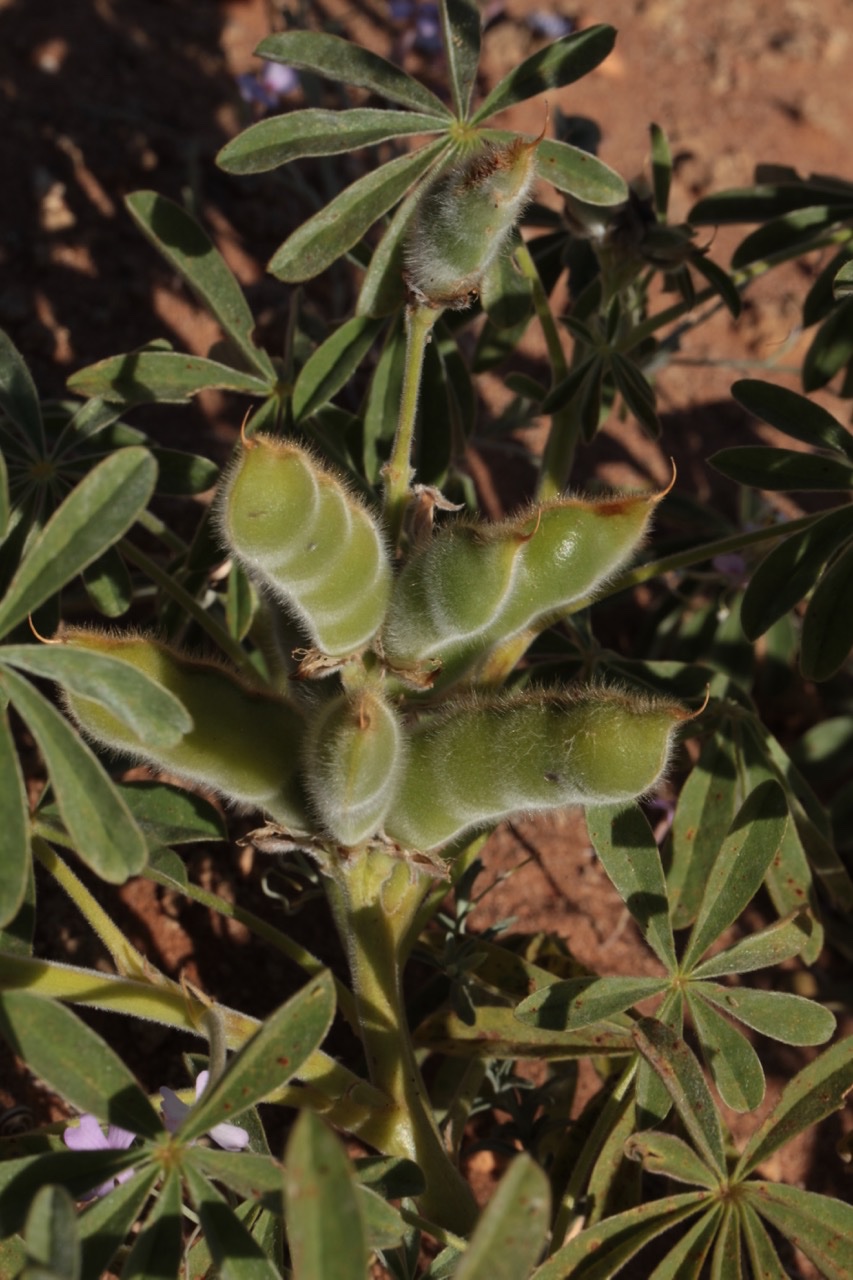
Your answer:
[63,1113,109,1152]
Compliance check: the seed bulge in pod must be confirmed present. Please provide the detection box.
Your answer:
[385,687,688,852]
[305,689,404,848]
[61,629,309,832]
[404,132,541,310]
[220,433,392,658]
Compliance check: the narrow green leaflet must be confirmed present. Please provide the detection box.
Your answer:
[0,704,29,926]
[744,1183,853,1280]
[691,910,815,978]
[255,31,450,116]
[623,1132,721,1191]
[184,1163,281,1280]
[292,315,386,422]
[0,1151,142,1237]
[833,257,853,298]
[217,108,449,175]
[269,138,447,283]
[1,644,191,748]
[120,1167,182,1280]
[800,539,853,679]
[803,294,853,391]
[611,352,661,436]
[125,192,275,379]
[732,378,853,460]
[189,1148,283,1206]
[0,448,156,638]
[77,1166,161,1280]
[690,181,853,225]
[531,1193,709,1280]
[516,976,668,1031]
[686,990,765,1112]
[66,352,270,406]
[82,545,133,617]
[632,1019,726,1176]
[649,123,672,220]
[22,1185,80,1280]
[730,204,853,270]
[709,445,853,492]
[698,983,835,1047]
[1,667,148,881]
[537,137,627,206]
[667,728,740,929]
[647,1208,722,1280]
[708,1205,740,1280]
[439,0,481,119]
[416,999,634,1059]
[0,449,9,540]
[0,328,44,454]
[472,25,616,124]
[357,177,429,317]
[118,781,224,849]
[177,970,335,1143]
[147,447,219,495]
[586,801,676,967]
[738,1202,790,1280]
[740,506,853,640]
[735,1033,853,1178]
[681,780,788,972]
[690,250,742,318]
[284,1111,368,1280]
[453,1155,550,1280]
[0,992,162,1137]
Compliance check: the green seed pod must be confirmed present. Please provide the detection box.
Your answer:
[382,487,662,686]
[382,521,523,669]
[385,686,688,852]
[304,689,404,848]
[220,434,392,658]
[404,133,541,310]
[61,629,310,832]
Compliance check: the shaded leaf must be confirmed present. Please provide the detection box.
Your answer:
[119,781,224,849]
[690,250,741,318]
[439,0,481,119]
[1,668,148,881]
[77,1166,161,1280]
[0,448,156,638]
[66,352,270,406]
[667,727,740,930]
[803,295,853,391]
[624,1131,720,1190]
[269,139,447,283]
[473,26,617,125]
[611,352,661,436]
[416,998,633,1060]
[284,1111,367,1280]
[833,257,853,299]
[730,205,853,270]
[23,1185,80,1280]
[453,1155,550,1280]
[739,1202,792,1280]
[256,31,450,116]
[217,107,448,175]
[292,315,386,422]
[184,1163,281,1280]
[516,975,668,1031]
[0,703,29,927]
[0,992,162,1138]
[586,801,676,968]
[732,378,853,460]
[800,539,853,679]
[0,328,44,454]
[687,989,765,1112]
[125,192,275,379]
[690,182,853,225]
[81,546,132,618]
[709,445,853,492]
[148,447,219,495]
[691,910,815,978]
[121,1167,182,1280]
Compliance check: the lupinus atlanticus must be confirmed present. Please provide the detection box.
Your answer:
[385,686,689,852]
[60,629,310,832]
[220,433,392,659]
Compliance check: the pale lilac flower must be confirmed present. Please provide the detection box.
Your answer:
[160,1069,249,1152]
[712,550,749,585]
[526,12,575,40]
[237,60,299,110]
[63,1114,136,1200]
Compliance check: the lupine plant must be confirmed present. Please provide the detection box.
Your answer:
[1,5,853,1278]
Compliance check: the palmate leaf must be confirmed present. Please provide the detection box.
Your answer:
[644,1207,722,1280]
[0,992,162,1138]
[439,0,481,119]
[535,137,627,206]
[734,1033,853,1179]
[744,1183,853,1280]
[610,352,661,436]
[125,192,275,379]
[732,378,853,459]
[217,107,448,176]
[0,447,156,639]
[416,998,633,1060]
[800,537,853,679]
[284,1111,368,1280]
[472,24,616,124]
[740,505,853,640]
[738,1203,790,1280]
[256,31,450,116]
[268,138,448,283]
[585,802,676,967]
[453,1155,550,1280]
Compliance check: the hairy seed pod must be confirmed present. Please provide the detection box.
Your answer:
[385,687,688,852]
[404,133,541,310]
[61,630,310,831]
[383,488,661,684]
[220,434,391,658]
[304,689,404,848]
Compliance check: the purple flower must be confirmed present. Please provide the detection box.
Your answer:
[525,12,574,40]
[63,1114,136,1200]
[237,60,299,111]
[160,1070,249,1152]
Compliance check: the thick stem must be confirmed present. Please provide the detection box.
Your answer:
[325,849,478,1234]
[382,303,441,547]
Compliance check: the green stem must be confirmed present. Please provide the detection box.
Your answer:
[570,508,828,612]
[383,304,441,546]
[325,849,478,1234]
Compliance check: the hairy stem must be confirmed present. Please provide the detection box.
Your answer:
[383,303,441,546]
[325,850,478,1233]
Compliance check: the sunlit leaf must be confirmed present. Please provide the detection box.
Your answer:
[453,1155,550,1280]
[66,352,270,406]
[744,1182,853,1280]
[292,315,386,422]
[699,983,835,1047]
[801,539,853,679]
[667,727,740,930]
[473,26,617,124]
[284,1111,367,1280]
[687,990,765,1112]
[516,975,668,1031]
[439,0,481,119]
[632,1019,726,1176]
[586,802,676,968]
